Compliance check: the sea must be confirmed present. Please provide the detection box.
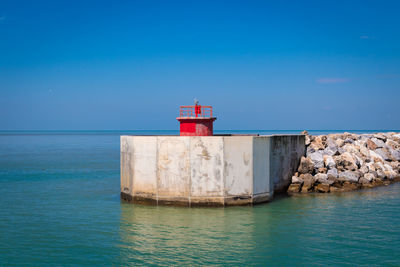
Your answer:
[1,130,399,266]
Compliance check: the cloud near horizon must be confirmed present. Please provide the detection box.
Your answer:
[316,78,349,84]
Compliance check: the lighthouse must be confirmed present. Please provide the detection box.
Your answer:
[120,101,306,206]
[176,100,216,136]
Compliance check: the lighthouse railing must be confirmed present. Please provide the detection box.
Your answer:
[179,105,213,118]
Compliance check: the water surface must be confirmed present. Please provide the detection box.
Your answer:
[0,131,399,266]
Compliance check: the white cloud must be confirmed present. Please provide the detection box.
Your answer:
[360,35,369,39]
[0,16,5,21]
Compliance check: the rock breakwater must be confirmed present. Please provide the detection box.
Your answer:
[288,132,400,193]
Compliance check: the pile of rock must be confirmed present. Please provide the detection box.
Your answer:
[287,132,400,193]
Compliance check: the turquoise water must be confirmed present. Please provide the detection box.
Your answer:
[1,131,400,266]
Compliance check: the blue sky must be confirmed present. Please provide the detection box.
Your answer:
[1,0,399,130]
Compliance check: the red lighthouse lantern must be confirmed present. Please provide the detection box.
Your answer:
[177,101,216,136]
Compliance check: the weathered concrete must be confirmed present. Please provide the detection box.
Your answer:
[121,135,305,206]
[270,135,306,193]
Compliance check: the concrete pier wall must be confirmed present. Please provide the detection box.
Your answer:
[270,135,307,193]
[121,135,305,206]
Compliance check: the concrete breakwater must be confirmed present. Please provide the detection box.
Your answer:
[288,132,400,193]
[121,135,304,206]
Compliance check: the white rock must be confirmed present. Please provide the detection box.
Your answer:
[374,162,386,178]
[363,173,375,182]
[390,148,400,161]
[390,161,400,171]
[305,135,311,146]
[344,138,354,144]
[322,146,338,156]
[383,164,396,179]
[360,146,370,158]
[310,151,324,169]
[360,134,373,140]
[327,168,338,179]
[377,169,386,179]
[324,155,336,168]
[374,162,385,171]
[359,165,369,175]
[370,150,384,163]
[384,163,394,172]
[337,152,358,170]
[374,148,391,161]
[385,170,396,180]
[326,137,337,148]
[291,175,303,184]
[354,140,365,147]
[314,173,327,181]
[335,139,344,147]
[338,171,360,182]
[343,144,359,154]
[366,162,376,172]
[309,136,325,151]
[353,154,363,167]
[386,139,399,150]
[371,138,385,148]
[373,134,387,142]
[307,146,316,155]
[315,173,334,185]
[384,132,395,137]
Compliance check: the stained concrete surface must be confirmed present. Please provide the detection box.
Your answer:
[121,135,305,206]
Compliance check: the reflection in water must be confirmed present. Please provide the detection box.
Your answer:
[118,205,256,265]
[116,185,400,266]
